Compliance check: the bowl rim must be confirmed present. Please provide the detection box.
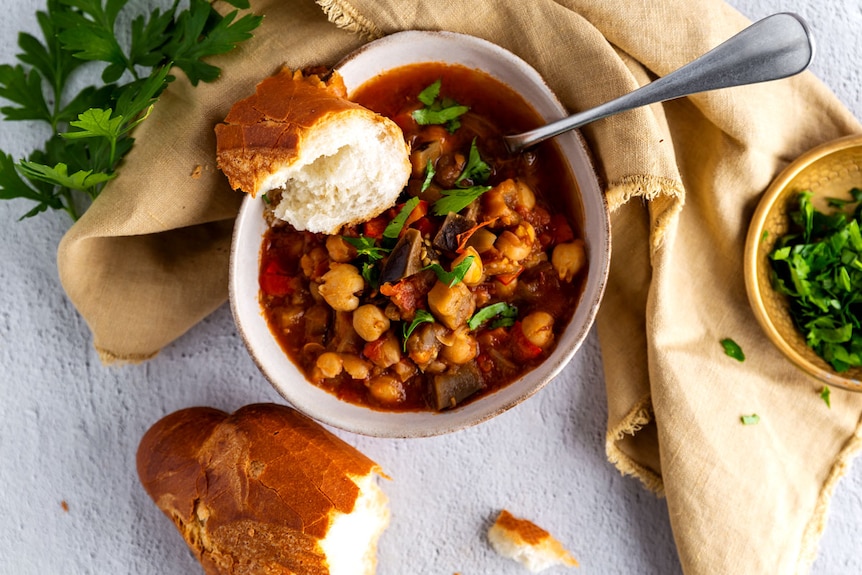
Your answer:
[229,30,612,436]
[744,133,862,391]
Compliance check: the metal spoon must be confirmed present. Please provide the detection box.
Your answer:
[503,12,814,153]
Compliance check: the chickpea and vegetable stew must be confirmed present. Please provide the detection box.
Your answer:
[258,63,587,412]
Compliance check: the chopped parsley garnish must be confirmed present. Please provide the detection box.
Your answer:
[431,185,492,216]
[424,255,475,287]
[342,235,389,261]
[468,302,518,330]
[402,309,436,350]
[412,79,469,132]
[769,189,862,372]
[455,138,491,187]
[720,338,745,362]
[421,159,436,193]
[383,197,420,242]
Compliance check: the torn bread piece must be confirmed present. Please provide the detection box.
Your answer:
[488,509,578,572]
[136,403,389,575]
[215,67,411,234]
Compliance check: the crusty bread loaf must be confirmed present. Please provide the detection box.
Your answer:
[215,67,411,234]
[136,403,389,575]
[487,509,578,572]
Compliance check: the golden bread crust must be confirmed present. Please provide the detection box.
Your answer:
[215,68,358,196]
[136,403,382,575]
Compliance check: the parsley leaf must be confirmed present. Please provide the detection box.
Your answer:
[720,338,745,362]
[431,185,492,216]
[420,159,435,193]
[402,309,436,350]
[163,0,263,86]
[342,235,389,262]
[468,302,518,330]
[455,138,490,187]
[424,255,475,287]
[383,197,420,242]
[412,79,469,132]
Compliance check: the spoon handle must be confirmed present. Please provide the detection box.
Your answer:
[504,12,814,152]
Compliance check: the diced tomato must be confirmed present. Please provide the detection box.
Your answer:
[412,216,437,238]
[364,214,389,239]
[549,213,574,244]
[362,337,387,364]
[495,269,522,286]
[511,321,543,361]
[476,352,494,373]
[403,200,429,234]
[380,280,420,316]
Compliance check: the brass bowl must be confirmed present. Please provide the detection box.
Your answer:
[745,134,862,391]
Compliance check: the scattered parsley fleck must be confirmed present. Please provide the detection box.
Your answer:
[820,385,832,408]
[740,414,760,425]
[720,338,745,362]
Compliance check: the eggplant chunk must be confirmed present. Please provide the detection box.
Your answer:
[433,212,477,253]
[432,363,484,410]
[379,228,425,285]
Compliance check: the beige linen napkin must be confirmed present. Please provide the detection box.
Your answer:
[57,0,862,572]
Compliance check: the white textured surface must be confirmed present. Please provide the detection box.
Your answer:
[0,1,860,574]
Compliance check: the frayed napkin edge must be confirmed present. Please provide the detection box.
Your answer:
[605,394,664,495]
[316,0,383,40]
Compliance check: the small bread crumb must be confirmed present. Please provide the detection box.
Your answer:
[488,509,578,572]
[191,165,202,179]
[60,500,69,512]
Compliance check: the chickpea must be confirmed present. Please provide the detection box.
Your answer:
[493,278,518,299]
[315,352,343,378]
[482,183,520,226]
[551,239,586,282]
[300,246,329,281]
[325,235,355,263]
[452,247,484,286]
[368,374,406,404]
[341,354,371,380]
[511,180,536,210]
[427,280,476,330]
[495,222,535,262]
[521,311,555,349]
[318,263,365,311]
[353,304,391,342]
[367,332,401,369]
[440,328,479,364]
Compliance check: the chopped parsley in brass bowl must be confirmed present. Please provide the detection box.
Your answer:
[745,134,862,391]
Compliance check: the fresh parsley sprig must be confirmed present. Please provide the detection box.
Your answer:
[0,0,262,221]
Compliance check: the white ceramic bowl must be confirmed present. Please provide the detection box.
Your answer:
[230,31,611,437]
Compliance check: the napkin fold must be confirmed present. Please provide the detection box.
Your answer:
[56,0,862,572]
